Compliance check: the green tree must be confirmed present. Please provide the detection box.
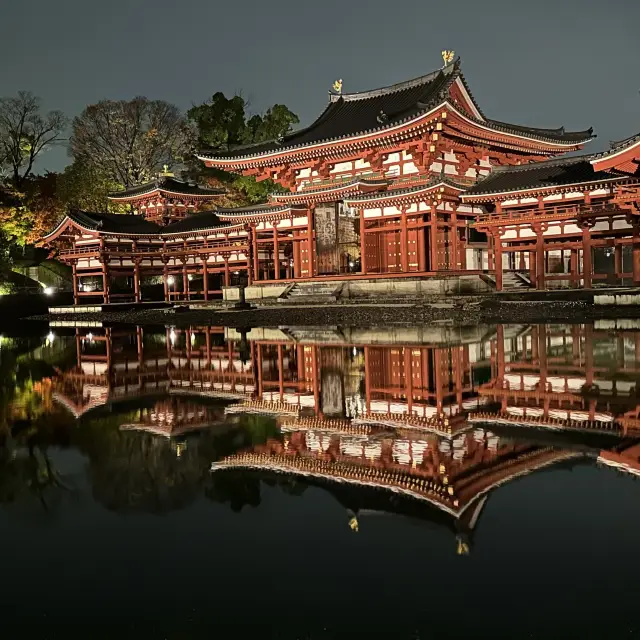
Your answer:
[56,161,123,213]
[0,173,64,247]
[187,93,299,205]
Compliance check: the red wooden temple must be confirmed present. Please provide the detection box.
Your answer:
[40,56,640,302]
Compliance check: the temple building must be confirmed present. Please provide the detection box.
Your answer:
[41,56,640,302]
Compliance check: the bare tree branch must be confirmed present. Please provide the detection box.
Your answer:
[0,92,67,189]
[70,97,193,189]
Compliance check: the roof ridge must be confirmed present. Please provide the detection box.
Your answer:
[331,60,457,103]
[487,153,597,174]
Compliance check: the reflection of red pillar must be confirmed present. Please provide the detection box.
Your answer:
[311,346,319,414]
[404,348,413,415]
[278,344,284,401]
[364,346,371,413]
[434,349,443,413]
[257,343,264,398]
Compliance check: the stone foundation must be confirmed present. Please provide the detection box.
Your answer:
[222,275,491,301]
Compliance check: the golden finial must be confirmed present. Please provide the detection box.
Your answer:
[348,516,359,532]
[441,50,455,66]
[332,79,343,94]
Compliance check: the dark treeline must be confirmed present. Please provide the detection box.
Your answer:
[0,90,300,279]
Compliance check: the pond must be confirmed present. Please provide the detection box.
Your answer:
[1,321,640,638]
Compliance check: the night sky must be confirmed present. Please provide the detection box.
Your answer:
[1,0,638,172]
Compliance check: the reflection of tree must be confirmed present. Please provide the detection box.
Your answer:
[74,410,253,514]
[0,411,77,512]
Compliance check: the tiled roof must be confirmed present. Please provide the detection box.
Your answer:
[199,60,594,163]
[199,62,460,161]
[593,131,640,159]
[344,177,467,203]
[108,176,224,200]
[215,203,307,216]
[461,155,615,198]
[481,120,594,144]
[162,211,229,234]
[68,211,162,234]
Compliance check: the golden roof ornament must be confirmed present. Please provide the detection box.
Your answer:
[332,79,343,94]
[441,50,455,66]
[348,516,359,532]
[159,163,174,177]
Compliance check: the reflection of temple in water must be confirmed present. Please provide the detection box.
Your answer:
[49,322,640,541]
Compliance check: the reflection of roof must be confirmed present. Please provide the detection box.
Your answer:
[212,452,459,515]
[462,155,615,198]
[108,176,224,200]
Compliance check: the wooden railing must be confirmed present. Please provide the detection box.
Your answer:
[474,201,628,226]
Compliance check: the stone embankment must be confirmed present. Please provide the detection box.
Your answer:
[35,296,640,329]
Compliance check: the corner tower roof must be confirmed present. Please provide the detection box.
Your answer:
[108,176,225,202]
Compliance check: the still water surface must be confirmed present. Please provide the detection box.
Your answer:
[1,321,640,638]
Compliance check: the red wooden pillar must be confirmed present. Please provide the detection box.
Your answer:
[450,208,459,270]
[360,210,367,274]
[581,224,593,289]
[133,261,141,303]
[72,262,79,305]
[224,256,230,288]
[182,264,189,300]
[535,228,546,290]
[519,251,526,271]
[418,226,427,271]
[633,225,640,285]
[307,208,316,277]
[252,224,260,282]
[614,244,623,281]
[570,249,578,288]
[494,232,503,291]
[101,262,109,304]
[273,225,280,280]
[293,233,301,278]
[430,206,439,271]
[400,209,408,272]
[163,263,169,302]
[202,258,209,300]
